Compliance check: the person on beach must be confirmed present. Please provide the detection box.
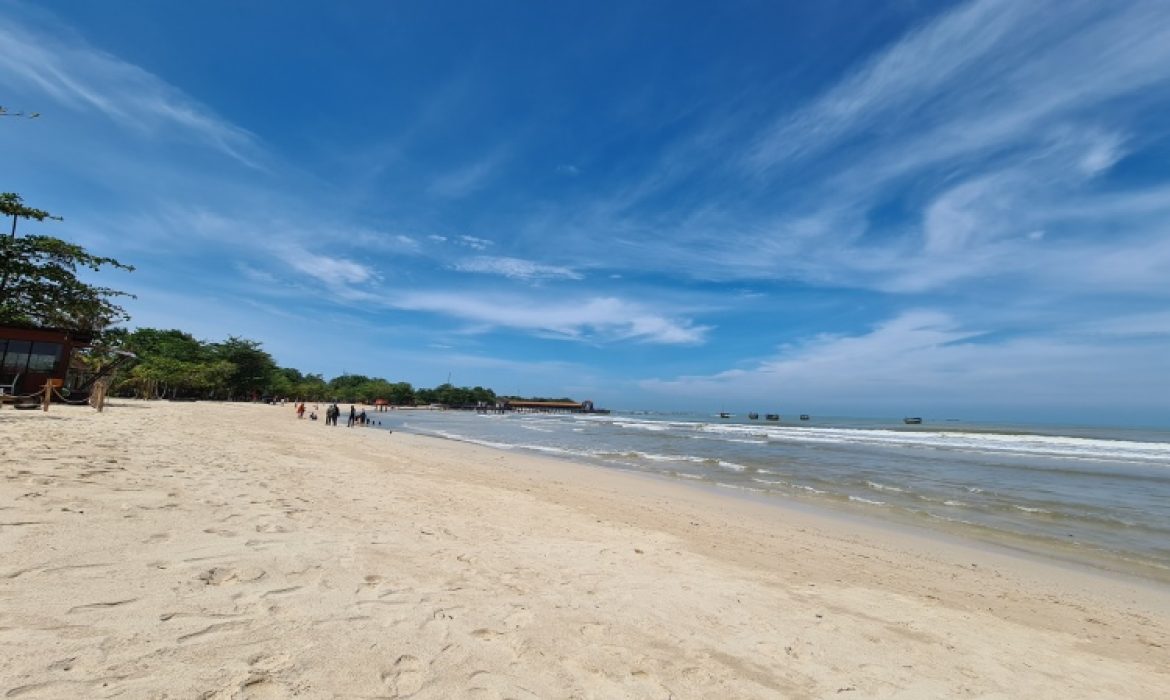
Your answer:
[329,403,340,426]
[359,409,367,426]
[296,402,305,419]
[347,405,357,427]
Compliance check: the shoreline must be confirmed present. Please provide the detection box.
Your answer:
[388,418,1170,588]
[3,401,1168,697]
[392,421,1170,609]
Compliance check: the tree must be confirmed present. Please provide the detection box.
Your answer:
[209,336,279,400]
[121,328,206,363]
[0,193,134,331]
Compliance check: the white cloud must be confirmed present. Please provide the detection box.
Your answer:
[277,247,377,287]
[747,0,1170,176]
[391,292,709,345]
[453,256,583,281]
[427,153,505,199]
[1079,311,1170,336]
[642,311,1170,415]
[0,14,262,168]
[563,0,1170,300]
[458,235,493,251]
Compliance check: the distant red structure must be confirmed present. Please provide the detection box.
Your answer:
[502,400,608,414]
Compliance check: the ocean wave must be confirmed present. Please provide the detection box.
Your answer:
[1013,505,1052,514]
[751,477,788,486]
[604,416,1170,464]
[791,484,826,495]
[715,482,765,493]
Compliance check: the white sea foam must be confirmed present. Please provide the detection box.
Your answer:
[717,460,749,471]
[716,482,765,493]
[1014,505,1052,514]
[792,484,826,494]
[424,430,516,451]
[751,477,788,486]
[866,481,904,493]
[604,416,1170,464]
[849,496,886,506]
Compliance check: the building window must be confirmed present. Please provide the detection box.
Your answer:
[28,342,64,373]
[2,340,31,376]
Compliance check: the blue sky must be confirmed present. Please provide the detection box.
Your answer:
[2,0,1169,423]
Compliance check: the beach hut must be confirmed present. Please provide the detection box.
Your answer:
[374,398,389,412]
[0,324,94,398]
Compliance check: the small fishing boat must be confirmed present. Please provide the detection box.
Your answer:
[903,417,923,425]
[765,414,780,421]
[748,412,759,420]
[799,414,810,421]
[719,412,731,419]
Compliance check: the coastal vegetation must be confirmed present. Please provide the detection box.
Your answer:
[0,191,533,406]
[0,192,134,330]
[95,326,500,405]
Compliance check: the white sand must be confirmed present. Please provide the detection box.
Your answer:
[1,401,1167,698]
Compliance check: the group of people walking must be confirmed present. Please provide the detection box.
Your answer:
[295,401,375,427]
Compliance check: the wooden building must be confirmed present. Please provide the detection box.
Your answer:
[0,324,94,397]
[503,400,608,414]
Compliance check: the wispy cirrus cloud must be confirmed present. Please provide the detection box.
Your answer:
[0,14,263,168]
[427,151,507,199]
[390,292,709,345]
[537,0,1170,302]
[746,0,1170,178]
[453,256,583,281]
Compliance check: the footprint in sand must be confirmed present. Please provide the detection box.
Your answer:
[381,654,425,697]
[196,566,266,586]
[254,523,292,534]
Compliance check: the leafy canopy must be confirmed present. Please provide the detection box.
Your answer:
[0,193,134,331]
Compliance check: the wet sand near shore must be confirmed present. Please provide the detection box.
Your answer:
[2,401,1167,698]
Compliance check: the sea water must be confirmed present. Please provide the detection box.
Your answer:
[376,411,1170,580]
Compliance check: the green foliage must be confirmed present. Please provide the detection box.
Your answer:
[210,336,279,399]
[0,193,134,332]
[0,234,135,330]
[121,328,207,363]
[0,192,60,231]
[415,383,497,406]
[102,327,509,406]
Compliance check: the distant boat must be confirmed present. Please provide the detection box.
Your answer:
[765,414,780,421]
[748,412,759,420]
[799,414,810,421]
[719,412,731,419]
[903,417,923,425]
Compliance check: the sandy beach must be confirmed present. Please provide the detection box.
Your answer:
[1,402,1167,698]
